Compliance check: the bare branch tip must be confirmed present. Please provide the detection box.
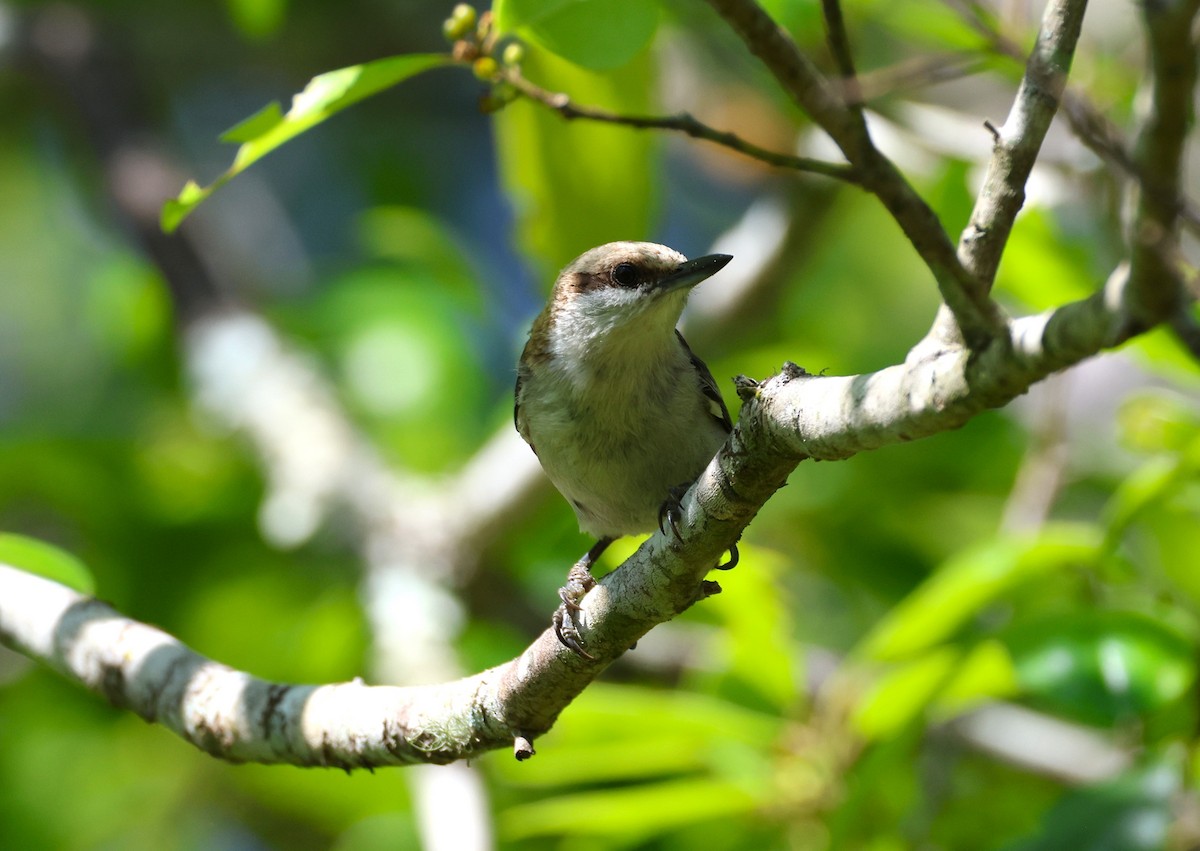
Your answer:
[734,374,761,401]
[780,362,811,382]
[513,735,536,761]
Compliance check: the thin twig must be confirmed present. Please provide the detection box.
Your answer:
[821,0,862,104]
[502,68,861,184]
[850,52,990,102]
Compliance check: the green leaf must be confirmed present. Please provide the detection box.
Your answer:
[219,101,286,143]
[758,0,822,38]
[498,777,763,841]
[1127,325,1200,385]
[161,54,451,232]
[853,646,959,740]
[993,210,1094,311]
[493,45,657,278]
[490,683,781,790]
[1004,756,1181,851]
[711,543,799,711]
[853,640,1020,740]
[0,534,95,594]
[495,0,661,71]
[1102,456,1188,544]
[1117,390,1200,454]
[858,524,1103,661]
[1006,611,1196,727]
[224,0,288,40]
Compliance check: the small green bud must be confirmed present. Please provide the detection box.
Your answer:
[502,42,524,67]
[473,56,499,81]
[443,4,477,41]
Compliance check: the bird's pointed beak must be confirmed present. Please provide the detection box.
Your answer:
[656,253,733,293]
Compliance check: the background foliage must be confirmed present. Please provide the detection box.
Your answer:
[2,0,1198,849]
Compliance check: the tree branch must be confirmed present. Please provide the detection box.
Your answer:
[956,0,1088,290]
[945,0,1200,238]
[5,0,1190,774]
[704,0,1005,347]
[821,0,862,99]
[0,563,602,766]
[1126,0,1200,326]
[0,246,1178,768]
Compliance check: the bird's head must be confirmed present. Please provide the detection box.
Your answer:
[539,242,732,346]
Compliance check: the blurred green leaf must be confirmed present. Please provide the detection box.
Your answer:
[1137,508,1200,610]
[1127,325,1200,385]
[759,0,822,37]
[0,534,95,594]
[870,0,994,51]
[232,763,415,839]
[858,524,1103,661]
[492,683,782,789]
[316,267,486,469]
[1118,391,1200,454]
[183,572,367,683]
[224,0,288,39]
[933,638,1021,717]
[493,45,657,277]
[853,640,1018,740]
[1004,755,1181,851]
[355,206,482,308]
[1005,611,1196,727]
[854,646,959,740]
[994,210,1094,311]
[715,544,800,711]
[499,776,763,841]
[1103,456,1191,545]
[162,54,452,231]
[495,0,660,71]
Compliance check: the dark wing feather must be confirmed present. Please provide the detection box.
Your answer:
[513,370,523,432]
[676,330,731,433]
[514,362,536,455]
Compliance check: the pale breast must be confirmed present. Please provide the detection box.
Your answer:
[518,354,727,538]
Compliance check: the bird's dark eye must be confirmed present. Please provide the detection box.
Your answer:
[612,263,639,287]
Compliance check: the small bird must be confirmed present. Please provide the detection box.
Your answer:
[514,242,736,657]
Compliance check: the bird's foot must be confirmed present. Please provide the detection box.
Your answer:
[552,537,611,659]
[657,483,691,540]
[714,542,739,571]
[553,560,596,659]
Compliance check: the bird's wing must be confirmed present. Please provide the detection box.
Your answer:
[513,359,536,454]
[676,330,732,433]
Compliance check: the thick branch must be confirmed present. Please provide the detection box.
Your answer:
[0,249,1178,768]
[0,563,601,765]
[758,275,1132,463]
[704,0,1004,346]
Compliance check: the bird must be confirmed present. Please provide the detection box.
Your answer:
[514,241,736,657]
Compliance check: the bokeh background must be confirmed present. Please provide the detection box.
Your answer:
[2,0,1198,849]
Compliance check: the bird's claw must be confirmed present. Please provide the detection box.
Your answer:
[714,542,739,571]
[553,559,597,660]
[657,483,690,540]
